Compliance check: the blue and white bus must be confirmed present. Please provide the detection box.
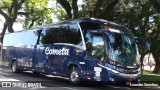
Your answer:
[2,18,145,85]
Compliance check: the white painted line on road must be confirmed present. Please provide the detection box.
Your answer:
[42,83,78,90]
[0,71,10,75]
[61,87,78,90]
[0,79,20,81]
[144,86,160,89]
[105,85,132,89]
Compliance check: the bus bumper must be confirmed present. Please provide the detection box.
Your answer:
[81,69,141,85]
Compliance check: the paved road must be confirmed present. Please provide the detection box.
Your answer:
[0,67,159,90]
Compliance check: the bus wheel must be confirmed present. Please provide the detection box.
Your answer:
[12,61,21,73]
[69,67,81,85]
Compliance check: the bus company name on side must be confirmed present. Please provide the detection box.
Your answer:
[45,47,69,55]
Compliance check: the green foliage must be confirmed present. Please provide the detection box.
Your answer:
[0,0,12,8]
[149,15,160,56]
[141,70,160,83]
[56,5,68,21]
[111,0,153,55]
[56,0,160,72]
[24,0,54,28]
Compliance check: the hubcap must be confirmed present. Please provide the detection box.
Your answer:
[71,71,79,82]
[12,63,16,72]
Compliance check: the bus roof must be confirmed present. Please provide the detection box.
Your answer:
[6,18,131,34]
[39,18,131,34]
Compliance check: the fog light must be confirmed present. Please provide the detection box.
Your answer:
[86,76,91,80]
[94,76,101,81]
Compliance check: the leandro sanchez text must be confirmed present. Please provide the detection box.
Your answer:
[130,83,158,87]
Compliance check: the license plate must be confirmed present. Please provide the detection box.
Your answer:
[126,82,131,86]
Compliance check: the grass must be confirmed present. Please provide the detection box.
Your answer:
[140,70,160,84]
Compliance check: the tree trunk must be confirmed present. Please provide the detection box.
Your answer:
[6,18,14,33]
[140,53,146,75]
[153,62,160,73]
[56,0,72,19]
[98,0,119,19]
[72,0,78,18]
[1,22,8,43]
[152,51,160,73]
[28,19,35,29]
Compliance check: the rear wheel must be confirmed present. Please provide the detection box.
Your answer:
[12,61,22,73]
[32,71,42,76]
[69,67,81,85]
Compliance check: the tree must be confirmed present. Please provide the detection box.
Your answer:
[149,0,160,73]
[148,16,160,73]
[0,0,54,43]
[56,0,119,19]
[82,0,119,20]
[149,0,160,13]
[114,0,160,73]
[56,0,78,19]
[0,0,25,43]
[24,0,53,29]
[56,0,160,73]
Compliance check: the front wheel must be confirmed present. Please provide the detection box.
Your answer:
[69,67,81,85]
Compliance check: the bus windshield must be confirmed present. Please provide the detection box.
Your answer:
[108,32,140,66]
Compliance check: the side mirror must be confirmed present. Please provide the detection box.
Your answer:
[134,37,150,50]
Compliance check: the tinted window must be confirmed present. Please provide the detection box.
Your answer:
[80,22,101,31]
[40,24,82,45]
[40,27,62,44]
[61,24,82,45]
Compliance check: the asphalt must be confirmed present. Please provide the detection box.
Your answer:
[0,67,159,90]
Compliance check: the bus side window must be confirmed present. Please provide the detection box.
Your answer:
[64,24,83,45]
[39,24,83,46]
[39,27,61,44]
[23,31,39,45]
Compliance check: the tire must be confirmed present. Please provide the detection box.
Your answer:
[12,61,21,73]
[32,71,41,76]
[69,67,81,85]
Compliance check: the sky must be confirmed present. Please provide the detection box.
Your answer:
[0,0,83,33]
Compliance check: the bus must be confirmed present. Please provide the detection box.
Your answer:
[2,18,148,85]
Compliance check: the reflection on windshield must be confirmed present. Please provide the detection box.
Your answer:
[92,33,105,61]
[109,33,140,66]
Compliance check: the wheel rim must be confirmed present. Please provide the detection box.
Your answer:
[12,62,16,72]
[70,71,79,82]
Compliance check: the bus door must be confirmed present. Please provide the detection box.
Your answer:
[26,30,47,73]
[35,44,46,73]
[90,31,115,65]
[35,30,50,73]
[84,31,106,73]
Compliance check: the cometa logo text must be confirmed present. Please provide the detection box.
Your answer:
[45,47,69,55]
